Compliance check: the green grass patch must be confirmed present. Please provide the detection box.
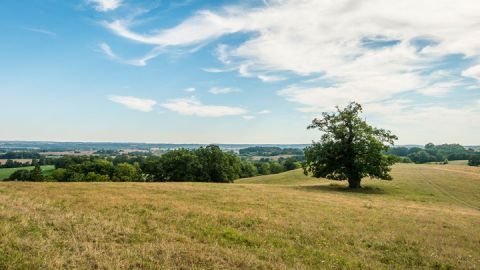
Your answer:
[0,165,55,180]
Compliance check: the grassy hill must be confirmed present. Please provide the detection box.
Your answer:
[0,163,479,269]
[0,165,55,180]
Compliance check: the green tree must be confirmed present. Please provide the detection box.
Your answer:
[195,145,240,182]
[283,157,301,171]
[240,161,257,178]
[160,149,200,181]
[303,102,398,188]
[85,172,110,182]
[257,162,271,175]
[51,168,67,181]
[8,169,31,181]
[112,163,141,182]
[30,164,44,182]
[469,156,480,166]
[269,161,284,174]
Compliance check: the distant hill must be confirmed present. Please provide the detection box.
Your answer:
[0,141,310,152]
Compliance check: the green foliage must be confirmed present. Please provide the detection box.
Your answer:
[390,143,474,164]
[468,156,480,166]
[159,148,201,181]
[0,151,40,159]
[257,163,271,175]
[30,164,44,182]
[50,168,67,181]
[303,102,397,188]
[6,164,48,181]
[112,163,141,182]
[84,172,110,182]
[239,147,303,156]
[8,169,32,181]
[283,157,301,170]
[195,145,241,182]
[269,161,284,174]
[240,161,257,178]
[142,145,241,182]
[408,150,437,164]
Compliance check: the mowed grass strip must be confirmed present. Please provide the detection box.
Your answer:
[0,164,479,269]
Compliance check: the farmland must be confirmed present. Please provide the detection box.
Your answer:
[0,163,479,269]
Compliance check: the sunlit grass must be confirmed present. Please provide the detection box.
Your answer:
[0,164,479,269]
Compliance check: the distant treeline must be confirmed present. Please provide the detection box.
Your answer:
[0,152,41,159]
[0,160,31,169]
[387,143,479,164]
[6,145,303,182]
[239,146,304,157]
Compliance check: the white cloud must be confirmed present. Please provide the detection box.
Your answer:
[161,97,247,117]
[99,43,116,59]
[416,81,462,97]
[462,64,480,81]
[108,95,157,112]
[258,110,272,114]
[88,0,122,12]
[257,74,286,82]
[101,0,480,121]
[209,87,240,94]
[98,42,159,66]
[242,115,256,120]
[215,44,231,64]
[184,87,196,92]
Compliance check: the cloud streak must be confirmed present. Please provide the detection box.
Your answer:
[109,95,157,112]
[209,87,240,94]
[161,97,247,117]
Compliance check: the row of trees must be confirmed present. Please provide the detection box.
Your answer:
[0,151,41,159]
[6,145,304,182]
[387,143,478,164]
[0,159,31,168]
[239,146,304,157]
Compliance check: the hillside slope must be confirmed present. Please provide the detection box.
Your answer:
[0,164,479,269]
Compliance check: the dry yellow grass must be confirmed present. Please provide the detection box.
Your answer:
[0,163,479,269]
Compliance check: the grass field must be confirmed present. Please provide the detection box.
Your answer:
[0,165,55,180]
[0,163,479,269]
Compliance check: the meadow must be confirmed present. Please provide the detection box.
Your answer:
[0,163,479,269]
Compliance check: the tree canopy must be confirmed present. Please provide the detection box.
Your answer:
[303,102,397,188]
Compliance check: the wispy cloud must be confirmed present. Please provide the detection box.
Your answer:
[208,87,240,94]
[88,0,122,12]
[161,97,247,117]
[258,110,272,114]
[100,0,480,101]
[462,64,480,82]
[98,42,160,66]
[242,115,256,120]
[23,27,56,37]
[108,95,157,112]
[184,87,196,92]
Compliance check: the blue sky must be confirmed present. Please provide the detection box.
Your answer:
[1,0,479,144]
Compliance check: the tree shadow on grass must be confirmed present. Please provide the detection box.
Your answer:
[294,183,388,195]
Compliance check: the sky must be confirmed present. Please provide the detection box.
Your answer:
[1,0,479,145]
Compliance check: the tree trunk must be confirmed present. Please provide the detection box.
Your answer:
[348,178,361,189]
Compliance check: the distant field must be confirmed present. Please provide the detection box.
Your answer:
[0,165,55,180]
[0,163,479,269]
